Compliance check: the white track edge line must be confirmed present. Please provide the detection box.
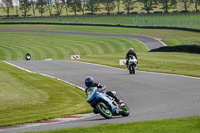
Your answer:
[3,61,85,91]
[1,61,96,130]
[1,60,199,129]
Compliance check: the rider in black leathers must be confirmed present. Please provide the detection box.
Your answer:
[25,53,31,61]
[126,48,138,68]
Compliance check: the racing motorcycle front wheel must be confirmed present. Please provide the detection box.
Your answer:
[129,64,135,74]
[96,102,112,119]
[121,104,130,116]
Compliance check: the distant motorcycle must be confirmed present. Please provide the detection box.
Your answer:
[128,56,138,74]
[25,53,31,61]
[86,87,130,119]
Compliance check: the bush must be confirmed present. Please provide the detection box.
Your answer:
[153,11,163,14]
[130,12,138,15]
[117,11,124,15]
[172,10,179,13]
[149,45,200,54]
[180,10,189,13]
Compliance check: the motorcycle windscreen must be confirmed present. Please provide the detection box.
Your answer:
[86,87,97,100]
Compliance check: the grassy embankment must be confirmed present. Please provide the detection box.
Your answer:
[0,24,200,77]
[0,24,200,46]
[0,25,199,128]
[1,14,200,29]
[0,26,147,127]
[0,61,91,127]
[26,116,200,133]
[1,1,200,29]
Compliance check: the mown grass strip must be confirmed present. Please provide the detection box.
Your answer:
[0,61,92,127]
[0,25,199,128]
[0,24,199,46]
[0,32,148,126]
[26,116,200,133]
[0,32,145,60]
[79,52,200,78]
[1,14,200,29]
[0,31,200,78]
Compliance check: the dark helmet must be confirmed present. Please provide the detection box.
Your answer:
[129,48,134,53]
[85,76,94,87]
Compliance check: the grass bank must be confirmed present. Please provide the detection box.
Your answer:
[0,24,199,128]
[26,116,200,133]
[0,25,199,77]
[0,32,146,60]
[1,14,200,28]
[0,61,91,127]
[0,24,199,46]
[80,52,200,78]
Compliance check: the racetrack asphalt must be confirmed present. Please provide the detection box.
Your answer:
[1,60,200,133]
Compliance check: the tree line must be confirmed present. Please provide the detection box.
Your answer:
[0,0,200,17]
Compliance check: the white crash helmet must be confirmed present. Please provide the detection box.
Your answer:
[129,48,134,53]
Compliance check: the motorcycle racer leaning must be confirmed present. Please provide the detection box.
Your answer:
[126,48,138,68]
[85,77,124,109]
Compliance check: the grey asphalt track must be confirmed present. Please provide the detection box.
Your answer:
[1,60,200,133]
[0,30,165,50]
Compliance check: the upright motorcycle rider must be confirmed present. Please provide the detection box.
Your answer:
[85,77,124,109]
[126,48,138,69]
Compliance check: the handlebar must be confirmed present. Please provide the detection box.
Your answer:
[98,85,106,92]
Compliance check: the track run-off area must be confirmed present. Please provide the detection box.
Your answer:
[0,31,199,133]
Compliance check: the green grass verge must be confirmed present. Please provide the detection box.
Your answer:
[0,24,199,46]
[80,52,200,78]
[0,32,146,60]
[26,116,200,133]
[0,25,200,77]
[0,25,200,127]
[1,14,200,29]
[0,61,91,127]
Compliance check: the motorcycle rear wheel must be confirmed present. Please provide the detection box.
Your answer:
[129,65,135,74]
[96,102,112,119]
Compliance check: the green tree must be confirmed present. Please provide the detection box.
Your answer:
[64,0,69,15]
[19,0,31,17]
[54,0,65,16]
[137,0,157,13]
[86,0,100,15]
[15,5,19,16]
[46,0,53,16]
[14,0,19,16]
[0,0,13,16]
[101,0,116,14]
[37,0,46,16]
[68,0,82,15]
[122,0,135,14]
[180,0,193,11]
[81,0,87,15]
[194,0,200,12]
[30,0,36,16]
[158,0,177,13]
[116,0,121,14]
